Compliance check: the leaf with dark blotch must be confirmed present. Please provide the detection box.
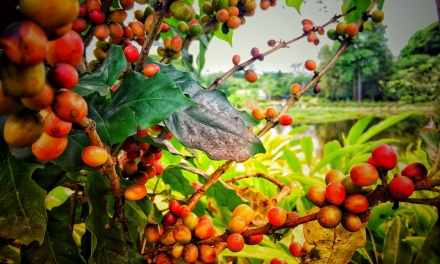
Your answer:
[20,211,84,264]
[164,105,265,162]
[382,216,412,264]
[146,57,258,128]
[303,206,366,264]
[100,72,197,144]
[74,45,126,97]
[85,171,144,264]
[0,132,47,245]
[134,135,193,159]
[419,117,440,175]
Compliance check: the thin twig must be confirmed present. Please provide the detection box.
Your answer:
[271,182,301,205]
[47,171,67,193]
[69,184,79,231]
[225,173,286,189]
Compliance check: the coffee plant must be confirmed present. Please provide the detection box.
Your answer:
[0,0,439,263]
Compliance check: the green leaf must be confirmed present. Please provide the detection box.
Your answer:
[403,236,426,251]
[414,218,440,263]
[20,211,84,264]
[283,149,302,172]
[100,72,197,144]
[85,171,144,264]
[345,114,375,146]
[74,45,126,96]
[356,112,413,144]
[197,34,212,76]
[200,176,248,212]
[382,216,412,264]
[0,134,46,245]
[300,136,313,166]
[213,23,233,47]
[377,0,385,9]
[343,0,372,24]
[133,135,193,159]
[285,0,303,13]
[162,166,194,197]
[221,244,297,262]
[285,173,325,187]
[323,140,343,170]
[310,145,366,176]
[419,117,440,174]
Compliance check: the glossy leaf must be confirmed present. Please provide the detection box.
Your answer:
[0,134,46,245]
[74,45,126,96]
[419,117,440,174]
[342,0,371,24]
[100,72,197,144]
[213,23,233,47]
[303,206,366,263]
[382,216,412,264]
[20,211,84,264]
[162,166,195,197]
[310,145,366,175]
[285,0,303,13]
[377,0,385,9]
[345,114,375,146]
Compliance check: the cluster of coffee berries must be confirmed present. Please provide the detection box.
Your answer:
[0,1,101,163]
[121,125,168,201]
[300,19,325,46]
[327,21,360,41]
[157,36,183,61]
[251,107,293,126]
[259,0,277,11]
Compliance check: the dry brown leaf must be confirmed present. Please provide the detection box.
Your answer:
[303,207,366,264]
[229,185,274,226]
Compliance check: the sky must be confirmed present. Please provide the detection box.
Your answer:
[90,0,438,74]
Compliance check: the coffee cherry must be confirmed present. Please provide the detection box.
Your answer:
[290,83,302,95]
[317,205,342,228]
[120,0,134,10]
[371,10,384,23]
[52,91,88,123]
[183,212,199,231]
[270,258,288,264]
[47,63,79,89]
[170,36,183,52]
[335,22,347,36]
[346,23,359,37]
[341,213,362,232]
[327,29,338,40]
[173,224,192,244]
[199,245,217,263]
[305,60,316,71]
[124,184,147,200]
[122,159,138,176]
[313,83,321,94]
[44,111,72,138]
[229,216,246,233]
[161,212,177,228]
[160,226,176,245]
[142,165,156,179]
[182,243,198,263]
[303,23,313,33]
[227,233,244,252]
[358,209,372,223]
[389,176,414,200]
[216,9,229,23]
[1,59,46,98]
[267,39,276,47]
[46,30,84,67]
[325,182,346,206]
[325,169,345,184]
[265,107,276,119]
[246,234,263,245]
[131,171,149,185]
[89,9,106,24]
[317,26,325,35]
[188,24,202,36]
[170,244,184,259]
[82,146,107,167]
[251,108,264,121]
[372,144,398,171]
[350,163,379,187]
[244,69,257,83]
[169,200,181,215]
[201,2,214,14]
[143,63,160,77]
[4,111,44,148]
[307,185,327,207]
[341,175,362,195]
[199,215,213,223]
[278,114,293,126]
[155,253,174,264]
[343,194,368,214]
[289,242,303,257]
[267,206,287,226]
[179,205,191,218]
[195,221,213,239]
[152,160,164,175]
[0,21,48,66]
[32,132,68,161]
[401,162,428,182]
[123,45,139,63]
[144,224,160,243]
[257,54,265,61]
[232,204,254,225]
[366,156,376,166]
[21,83,55,111]
[250,47,259,58]
[140,150,154,165]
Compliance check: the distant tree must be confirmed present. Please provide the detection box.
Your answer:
[399,22,440,57]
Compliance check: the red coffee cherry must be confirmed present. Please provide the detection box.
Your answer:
[325,182,346,206]
[52,91,88,123]
[371,144,397,170]
[270,258,288,264]
[169,200,181,216]
[401,162,428,182]
[199,245,217,263]
[161,212,177,228]
[307,185,327,207]
[289,242,303,257]
[278,114,293,126]
[350,163,379,187]
[227,233,244,252]
[267,206,287,226]
[124,184,147,201]
[389,176,414,200]
[245,234,263,245]
[144,224,160,243]
[178,205,191,218]
[194,220,214,239]
[81,146,108,167]
[143,63,160,77]
[343,194,369,214]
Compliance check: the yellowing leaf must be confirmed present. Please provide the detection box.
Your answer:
[303,207,366,263]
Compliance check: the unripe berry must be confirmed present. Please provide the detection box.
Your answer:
[327,28,338,40]
[265,107,276,119]
[170,244,184,259]
[182,244,198,263]
[182,212,199,231]
[143,63,160,77]
[227,233,244,252]
[289,242,303,257]
[228,216,246,233]
[346,23,359,37]
[371,10,384,23]
[82,146,108,167]
[371,144,397,170]
[251,108,264,120]
[350,163,379,187]
[401,162,428,182]
[232,204,254,225]
[307,185,327,207]
[278,114,293,126]
[290,83,302,95]
[267,206,287,226]
[194,221,213,239]
[160,226,176,245]
[173,224,192,244]
[144,224,160,243]
[341,175,362,195]
[317,205,342,228]
[325,182,346,206]
[325,169,345,184]
[335,22,347,36]
[389,176,414,200]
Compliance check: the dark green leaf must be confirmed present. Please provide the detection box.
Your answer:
[377,0,385,9]
[419,117,440,174]
[213,23,233,47]
[165,105,265,162]
[285,0,303,13]
[162,166,195,197]
[0,134,46,245]
[31,164,65,190]
[85,171,145,264]
[382,216,412,264]
[403,236,426,251]
[414,219,440,263]
[100,72,197,144]
[51,197,83,224]
[134,135,193,159]
[20,211,84,264]
[182,48,196,76]
[74,45,126,96]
